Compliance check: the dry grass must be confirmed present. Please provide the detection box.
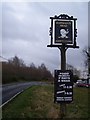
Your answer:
[2,85,89,119]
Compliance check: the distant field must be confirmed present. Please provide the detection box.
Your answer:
[2,85,89,119]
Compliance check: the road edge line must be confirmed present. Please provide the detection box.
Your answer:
[0,90,24,108]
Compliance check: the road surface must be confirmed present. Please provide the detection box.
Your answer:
[1,81,48,107]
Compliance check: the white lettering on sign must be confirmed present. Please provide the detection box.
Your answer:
[61,80,70,82]
[65,92,72,95]
[58,72,70,83]
[59,84,65,87]
[57,90,65,94]
[60,85,72,89]
[54,70,73,103]
[56,97,72,101]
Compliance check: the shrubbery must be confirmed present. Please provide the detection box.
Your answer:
[2,56,53,84]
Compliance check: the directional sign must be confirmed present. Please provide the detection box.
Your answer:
[54,70,73,103]
[54,21,73,44]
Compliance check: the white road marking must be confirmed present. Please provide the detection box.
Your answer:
[0,90,24,108]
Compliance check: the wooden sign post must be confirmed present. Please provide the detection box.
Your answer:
[47,14,79,119]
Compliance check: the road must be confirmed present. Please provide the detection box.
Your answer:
[1,81,48,107]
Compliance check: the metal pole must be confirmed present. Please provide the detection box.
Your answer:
[59,44,67,119]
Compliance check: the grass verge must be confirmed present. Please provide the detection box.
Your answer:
[2,85,89,119]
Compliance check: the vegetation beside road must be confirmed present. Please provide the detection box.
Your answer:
[2,56,80,84]
[2,56,53,84]
[2,85,89,119]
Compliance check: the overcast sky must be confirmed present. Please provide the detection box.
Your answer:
[1,1,88,73]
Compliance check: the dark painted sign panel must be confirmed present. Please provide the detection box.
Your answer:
[54,70,73,103]
[54,21,73,44]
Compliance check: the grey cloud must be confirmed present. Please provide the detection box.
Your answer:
[2,3,47,42]
[2,2,88,72]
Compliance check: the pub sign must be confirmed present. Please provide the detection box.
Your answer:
[54,20,73,44]
[54,70,73,103]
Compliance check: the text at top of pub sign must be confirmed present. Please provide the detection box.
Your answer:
[54,21,73,44]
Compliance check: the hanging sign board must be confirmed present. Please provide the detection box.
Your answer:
[54,70,73,103]
[54,20,73,44]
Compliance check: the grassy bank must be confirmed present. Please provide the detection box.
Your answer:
[2,85,89,119]
[66,87,89,119]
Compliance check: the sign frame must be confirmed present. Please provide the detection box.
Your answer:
[47,14,79,49]
[54,70,73,103]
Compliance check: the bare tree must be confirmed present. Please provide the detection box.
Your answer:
[66,63,80,77]
[82,47,90,73]
[8,56,25,67]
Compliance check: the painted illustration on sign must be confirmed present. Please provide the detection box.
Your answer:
[54,21,72,44]
[60,29,69,38]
